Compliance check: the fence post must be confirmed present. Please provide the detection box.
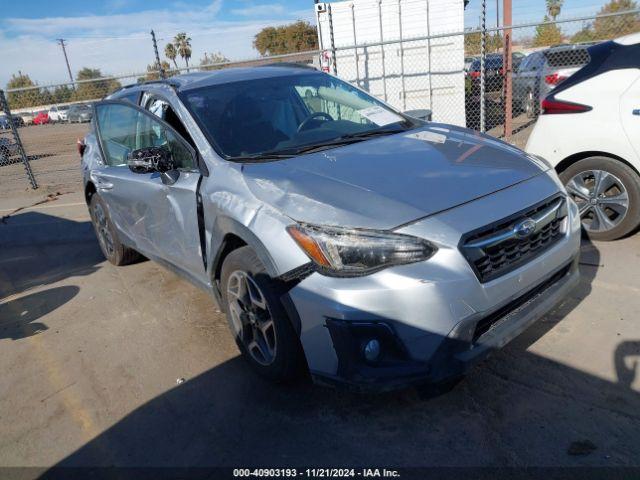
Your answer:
[328,3,338,75]
[480,0,487,133]
[398,0,407,111]
[503,0,513,142]
[378,0,388,102]
[0,89,38,190]
[351,3,361,87]
[150,30,166,79]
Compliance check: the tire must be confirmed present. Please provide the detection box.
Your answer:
[524,90,538,119]
[559,156,640,241]
[89,194,140,265]
[221,246,306,382]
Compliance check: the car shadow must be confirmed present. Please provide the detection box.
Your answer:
[0,211,103,298]
[41,235,640,469]
[0,285,79,340]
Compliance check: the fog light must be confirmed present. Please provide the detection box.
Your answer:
[363,339,381,362]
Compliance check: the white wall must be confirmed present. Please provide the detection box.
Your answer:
[316,0,466,126]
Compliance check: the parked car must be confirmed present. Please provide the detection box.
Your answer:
[513,44,591,118]
[48,105,70,123]
[0,137,19,164]
[464,56,476,74]
[526,33,640,241]
[0,115,11,130]
[19,112,35,126]
[82,66,581,391]
[32,111,50,125]
[467,53,524,93]
[67,104,93,123]
[11,115,24,127]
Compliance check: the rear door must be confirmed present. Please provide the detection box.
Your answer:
[621,74,640,161]
[92,101,207,282]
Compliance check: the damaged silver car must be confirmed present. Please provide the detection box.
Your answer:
[81,65,581,391]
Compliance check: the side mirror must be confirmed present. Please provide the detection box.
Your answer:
[404,109,432,122]
[127,146,179,185]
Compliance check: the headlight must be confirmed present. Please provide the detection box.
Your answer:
[287,224,436,276]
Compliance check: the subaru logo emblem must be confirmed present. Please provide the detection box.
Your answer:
[514,218,536,238]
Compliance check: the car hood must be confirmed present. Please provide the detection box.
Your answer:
[241,124,548,230]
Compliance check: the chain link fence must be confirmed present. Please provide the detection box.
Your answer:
[1,7,638,199]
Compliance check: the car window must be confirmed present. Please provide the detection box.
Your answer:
[118,91,141,105]
[545,48,590,68]
[96,103,195,170]
[143,94,196,148]
[183,72,413,159]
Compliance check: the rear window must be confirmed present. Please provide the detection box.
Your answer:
[545,48,590,68]
[470,56,502,71]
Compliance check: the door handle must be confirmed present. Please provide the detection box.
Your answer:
[633,109,640,116]
[95,177,114,190]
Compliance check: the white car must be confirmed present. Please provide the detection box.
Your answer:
[526,33,640,241]
[48,105,70,123]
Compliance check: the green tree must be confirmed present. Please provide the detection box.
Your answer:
[533,16,563,46]
[174,33,192,69]
[593,0,640,39]
[546,0,564,21]
[464,31,503,56]
[144,61,173,81]
[165,43,179,69]
[200,51,230,70]
[571,25,597,43]
[253,20,318,56]
[51,85,74,104]
[6,73,42,109]
[74,68,121,101]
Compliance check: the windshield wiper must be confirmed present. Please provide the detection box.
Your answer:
[227,128,409,161]
[338,127,408,140]
[227,152,296,162]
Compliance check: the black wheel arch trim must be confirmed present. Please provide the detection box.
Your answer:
[209,218,305,336]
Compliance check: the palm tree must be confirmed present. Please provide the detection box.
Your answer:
[546,0,563,21]
[165,43,178,70]
[174,33,192,71]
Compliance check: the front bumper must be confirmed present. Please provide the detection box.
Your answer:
[286,176,582,391]
[308,256,579,392]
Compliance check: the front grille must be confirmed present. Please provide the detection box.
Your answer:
[461,195,568,283]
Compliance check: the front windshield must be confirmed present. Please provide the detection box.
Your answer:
[182,72,417,159]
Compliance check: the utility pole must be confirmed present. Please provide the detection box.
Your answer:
[57,39,74,85]
[503,0,513,142]
[150,30,166,79]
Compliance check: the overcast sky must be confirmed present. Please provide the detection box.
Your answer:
[0,0,616,88]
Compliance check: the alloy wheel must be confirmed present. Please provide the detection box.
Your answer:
[93,202,115,257]
[226,270,277,366]
[566,169,629,233]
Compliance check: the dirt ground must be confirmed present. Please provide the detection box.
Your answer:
[0,123,88,199]
[0,192,639,471]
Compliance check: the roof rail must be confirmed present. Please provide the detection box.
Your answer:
[110,78,180,96]
[258,62,317,70]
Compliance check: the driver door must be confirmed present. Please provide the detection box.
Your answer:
[92,101,207,283]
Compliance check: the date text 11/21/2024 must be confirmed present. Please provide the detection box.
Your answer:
[232,468,401,478]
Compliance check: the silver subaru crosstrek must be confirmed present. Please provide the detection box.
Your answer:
[81,65,581,392]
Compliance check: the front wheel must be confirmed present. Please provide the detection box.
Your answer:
[89,194,140,265]
[560,156,640,241]
[221,246,306,382]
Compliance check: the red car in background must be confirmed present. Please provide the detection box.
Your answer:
[33,111,50,125]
